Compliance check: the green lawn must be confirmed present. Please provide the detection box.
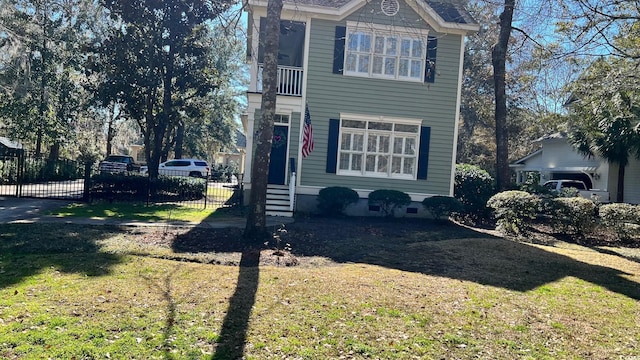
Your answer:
[0,221,639,359]
[49,202,221,222]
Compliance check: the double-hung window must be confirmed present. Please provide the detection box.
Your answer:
[338,116,420,179]
[344,22,428,82]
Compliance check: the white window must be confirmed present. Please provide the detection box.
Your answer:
[338,117,420,179]
[345,23,427,82]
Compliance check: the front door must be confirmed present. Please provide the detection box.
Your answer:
[268,125,289,185]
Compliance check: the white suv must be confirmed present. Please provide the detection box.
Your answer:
[158,159,210,178]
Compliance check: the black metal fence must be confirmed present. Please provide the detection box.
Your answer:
[0,153,242,209]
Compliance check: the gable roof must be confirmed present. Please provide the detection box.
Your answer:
[252,0,479,33]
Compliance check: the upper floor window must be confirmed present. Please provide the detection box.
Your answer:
[344,23,428,82]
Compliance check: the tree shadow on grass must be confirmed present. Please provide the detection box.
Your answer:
[211,249,260,360]
[0,223,125,289]
[283,217,640,300]
[170,216,640,359]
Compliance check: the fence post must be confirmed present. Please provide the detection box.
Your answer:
[83,161,92,202]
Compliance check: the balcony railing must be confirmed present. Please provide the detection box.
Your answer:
[257,64,303,97]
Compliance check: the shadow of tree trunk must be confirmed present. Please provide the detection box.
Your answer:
[212,248,261,360]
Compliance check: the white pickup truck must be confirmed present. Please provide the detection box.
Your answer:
[543,180,610,203]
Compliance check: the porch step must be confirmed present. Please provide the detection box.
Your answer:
[266,185,293,217]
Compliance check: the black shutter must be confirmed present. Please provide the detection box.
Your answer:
[417,126,431,179]
[333,26,346,74]
[425,36,437,83]
[326,119,340,173]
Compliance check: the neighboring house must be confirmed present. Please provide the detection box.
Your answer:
[510,132,640,204]
[244,0,479,216]
[214,130,247,171]
[0,137,24,157]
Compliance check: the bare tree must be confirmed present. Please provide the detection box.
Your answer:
[244,0,283,240]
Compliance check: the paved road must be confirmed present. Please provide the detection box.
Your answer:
[0,197,74,223]
[0,197,293,228]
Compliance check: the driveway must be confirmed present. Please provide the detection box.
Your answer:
[0,197,74,223]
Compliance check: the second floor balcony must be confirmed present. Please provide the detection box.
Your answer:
[257,64,304,97]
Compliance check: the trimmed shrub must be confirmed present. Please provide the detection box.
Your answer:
[90,173,206,201]
[454,164,495,221]
[422,196,463,221]
[548,197,596,237]
[487,190,540,235]
[368,189,411,217]
[600,203,640,241]
[317,186,359,216]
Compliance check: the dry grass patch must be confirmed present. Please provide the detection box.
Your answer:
[1,219,639,359]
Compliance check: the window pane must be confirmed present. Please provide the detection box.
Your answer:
[352,154,362,170]
[348,33,359,51]
[395,124,419,133]
[401,39,411,56]
[340,134,352,150]
[339,153,350,170]
[363,34,372,52]
[343,120,366,128]
[367,135,377,152]
[405,138,416,155]
[412,40,423,57]
[358,54,370,73]
[386,37,397,55]
[379,135,390,152]
[392,157,402,173]
[393,138,404,154]
[372,56,383,74]
[354,134,364,151]
[404,158,415,174]
[399,59,409,77]
[377,155,388,173]
[346,53,357,72]
[410,59,422,78]
[366,155,376,171]
[368,122,393,131]
[374,36,384,54]
[384,57,395,76]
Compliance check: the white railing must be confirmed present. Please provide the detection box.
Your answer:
[257,64,303,96]
[289,171,296,211]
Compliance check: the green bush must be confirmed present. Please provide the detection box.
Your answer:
[548,197,596,237]
[454,164,495,221]
[487,190,540,235]
[421,196,463,221]
[90,173,206,201]
[210,164,238,182]
[317,186,359,216]
[599,203,640,241]
[368,189,411,217]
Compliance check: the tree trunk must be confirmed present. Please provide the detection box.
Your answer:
[106,103,117,156]
[175,119,184,159]
[616,163,625,203]
[492,0,515,191]
[244,0,283,241]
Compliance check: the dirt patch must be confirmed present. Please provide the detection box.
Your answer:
[119,216,639,268]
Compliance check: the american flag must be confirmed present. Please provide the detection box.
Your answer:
[301,103,314,158]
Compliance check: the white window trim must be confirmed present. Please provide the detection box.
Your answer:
[337,114,422,180]
[344,21,429,83]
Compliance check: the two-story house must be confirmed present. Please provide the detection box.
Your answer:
[244,0,478,216]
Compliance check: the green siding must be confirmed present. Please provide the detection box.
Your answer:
[299,1,463,196]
